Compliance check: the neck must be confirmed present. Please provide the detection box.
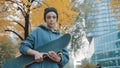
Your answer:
[46,25,55,30]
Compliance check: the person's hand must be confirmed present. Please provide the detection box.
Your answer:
[48,51,61,62]
[34,51,46,62]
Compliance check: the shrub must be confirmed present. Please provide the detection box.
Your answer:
[0,40,17,67]
[78,62,96,68]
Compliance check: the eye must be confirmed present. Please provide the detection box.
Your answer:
[47,16,51,19]
[53,16,56,19]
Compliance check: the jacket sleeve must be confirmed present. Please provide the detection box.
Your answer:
[19,32,35,55]
[57,48,69,68]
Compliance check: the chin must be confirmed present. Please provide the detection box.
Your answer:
[48,25,54,29]
[50,25,55,27]
[50,26,54,28]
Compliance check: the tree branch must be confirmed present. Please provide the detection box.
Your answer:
[12,20,25,29]
[8,0,27,17]
[17,6,26,17]
[5,29,23,40]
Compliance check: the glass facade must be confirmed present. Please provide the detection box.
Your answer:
[91,31,120,68]
[86,0,120,68]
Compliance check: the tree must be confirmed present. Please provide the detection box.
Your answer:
[68,0,95,53]
[0,0,78,41]
[108,0,120,28]
[108,0,120,17]
[0,0,31,41]
[0,0,11,41]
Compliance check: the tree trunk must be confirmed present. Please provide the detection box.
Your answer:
[24,14,29,39]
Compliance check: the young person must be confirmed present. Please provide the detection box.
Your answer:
[19,7,69,68]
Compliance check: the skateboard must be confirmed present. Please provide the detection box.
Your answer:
[2,33,71,68]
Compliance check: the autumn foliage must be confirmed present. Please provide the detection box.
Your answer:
[31,0,78,32]
[108,0,120,28]
[109,0,120,12]
[0,0,78,41]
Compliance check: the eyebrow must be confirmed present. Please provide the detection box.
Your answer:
[46,15,57,17]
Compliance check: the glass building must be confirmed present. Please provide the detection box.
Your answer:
[86,0,120,68]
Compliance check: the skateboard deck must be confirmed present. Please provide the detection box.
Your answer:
[2,33,71,68]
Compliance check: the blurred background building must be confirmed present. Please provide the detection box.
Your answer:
[86,0,120,68]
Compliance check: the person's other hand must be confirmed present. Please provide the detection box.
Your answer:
[34,51,46,62]
[48,51,61,62]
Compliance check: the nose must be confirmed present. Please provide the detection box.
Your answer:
[50,17,54,21]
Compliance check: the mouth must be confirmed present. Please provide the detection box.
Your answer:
[50,22,55,25]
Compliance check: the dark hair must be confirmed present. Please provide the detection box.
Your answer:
[44,7,58,22]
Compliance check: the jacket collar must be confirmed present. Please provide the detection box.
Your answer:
[39,24,60,34]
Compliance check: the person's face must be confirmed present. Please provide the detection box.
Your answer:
[45,11,57,29]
